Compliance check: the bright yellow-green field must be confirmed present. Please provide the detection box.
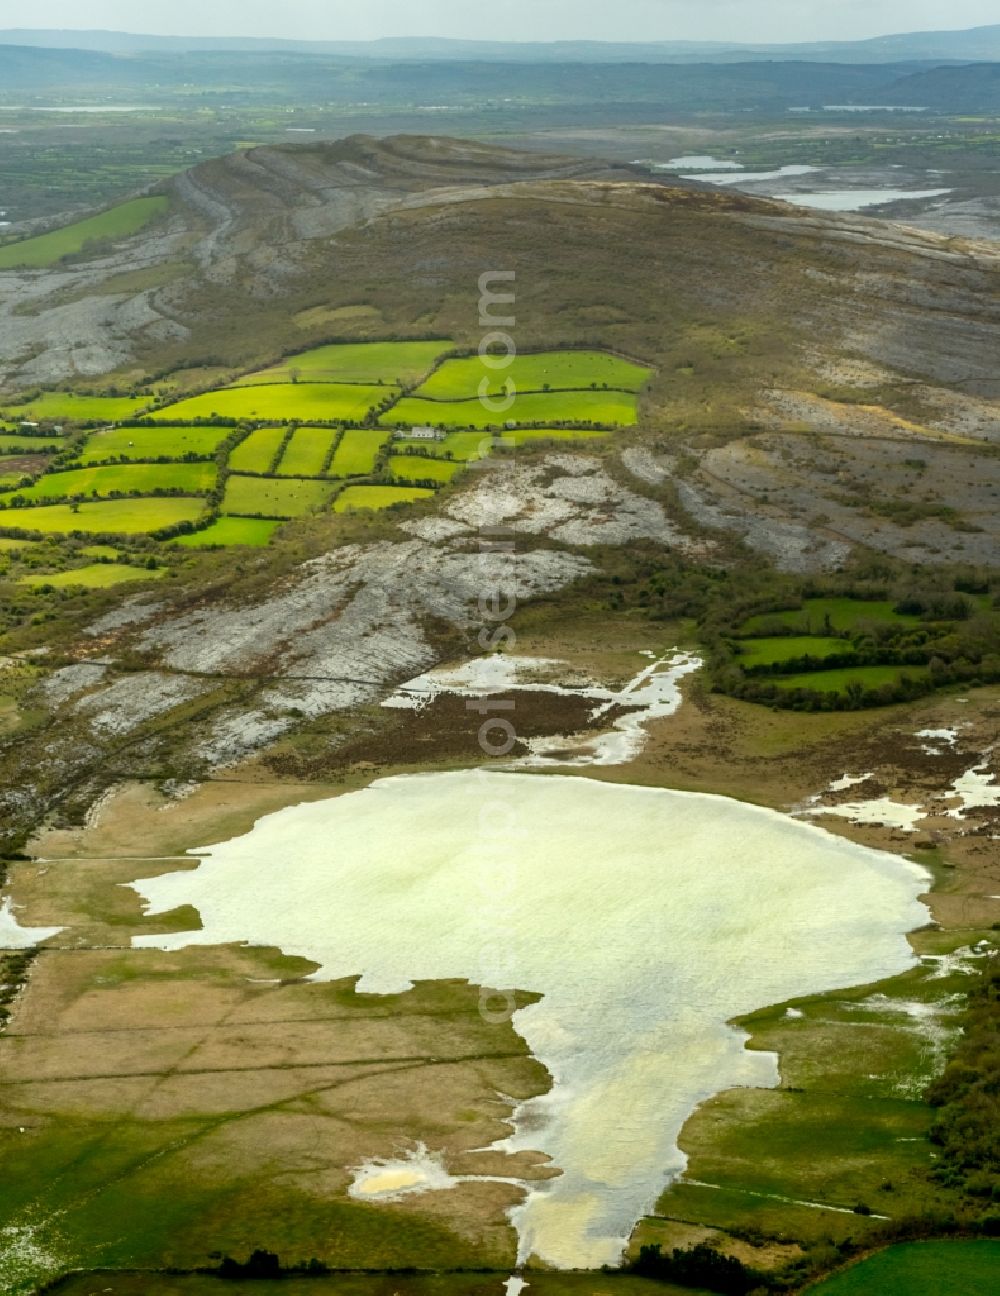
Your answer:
[227,427,287,473]
[0,537,39,552]
[0,197,168,270]
[1,393,153,423]
[80,544,120,559]
[172,517,282,547]
[0,498,205,535]
[0,462,215,502]
[79,425,231,463]
[415,349,652,398]
[153,384,391,423]
[381,390,638,429]
[328,428,390,476]
[223,474,335,518]
[19,563,167,589]
[234,340,453,387]
[277,426,339,477]
[334,485,435,512]
[386,454,464,485]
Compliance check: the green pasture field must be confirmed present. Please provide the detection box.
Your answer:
[327,428,390,476]
[741,599,919,635]
[0,196,168,270]
[738,636,854,667]
[80,545,120,560]
[415,349,652,398]
[774,665,930,693]
[334,485,435,512]
[0,498,205,535]
[0,462,215,503]
[1,393,153,423]
[153,384,390,423]
[276,426,339,477]
[227,427,286,474]
[0,436,63,453]
[172,517,282,548]
[392,430,493,460]
[234,340,452,387]
[805,1241,1000,1295]
[19,564,167,590]
[387,454,464,484]
[0,537,38,552]
[79,426,232,464]
[381,390,638,429]
[222,475,335,519]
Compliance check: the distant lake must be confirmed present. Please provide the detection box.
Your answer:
[131,770,928,1269]
[0,105,162,114]
[656,154,744,170]
[682,164,821,185]
[775,188,953,212]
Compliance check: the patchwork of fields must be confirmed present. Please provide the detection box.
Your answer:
[0,341,647,544]
[724,596,989,707]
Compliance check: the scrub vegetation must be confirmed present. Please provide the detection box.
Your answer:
[333,484,436,511]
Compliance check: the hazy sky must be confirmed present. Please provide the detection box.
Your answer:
[2,1,997,44]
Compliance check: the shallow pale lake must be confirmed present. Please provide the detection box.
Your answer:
[131,771,928,1268]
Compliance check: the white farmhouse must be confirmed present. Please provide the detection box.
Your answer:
[399,425,443,441]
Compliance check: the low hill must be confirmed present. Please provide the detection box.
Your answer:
[3,24,1000,63]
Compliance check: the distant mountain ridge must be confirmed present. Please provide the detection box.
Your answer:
[2,24,1000,64]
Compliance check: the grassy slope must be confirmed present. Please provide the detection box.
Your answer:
[0,462,215,502]
[173,518,281,547]
[387,454,464,484]
[222,475,335,518]
[19,564,167,589]
[382,390,638,429]
[1,393,152,422]
[775,664,930,691]
[805,1241,1000,1294]
[0,497,205,534]
[154,384,391,423]
[234,340,453,386]
[228,427,286,473]
[328,429,390,475]
[79,426,232,463]
[415,349,652,397]
[276,427,339,477]
[738,636,853,666]
[334,485,435,511]
[0,197,168,270]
